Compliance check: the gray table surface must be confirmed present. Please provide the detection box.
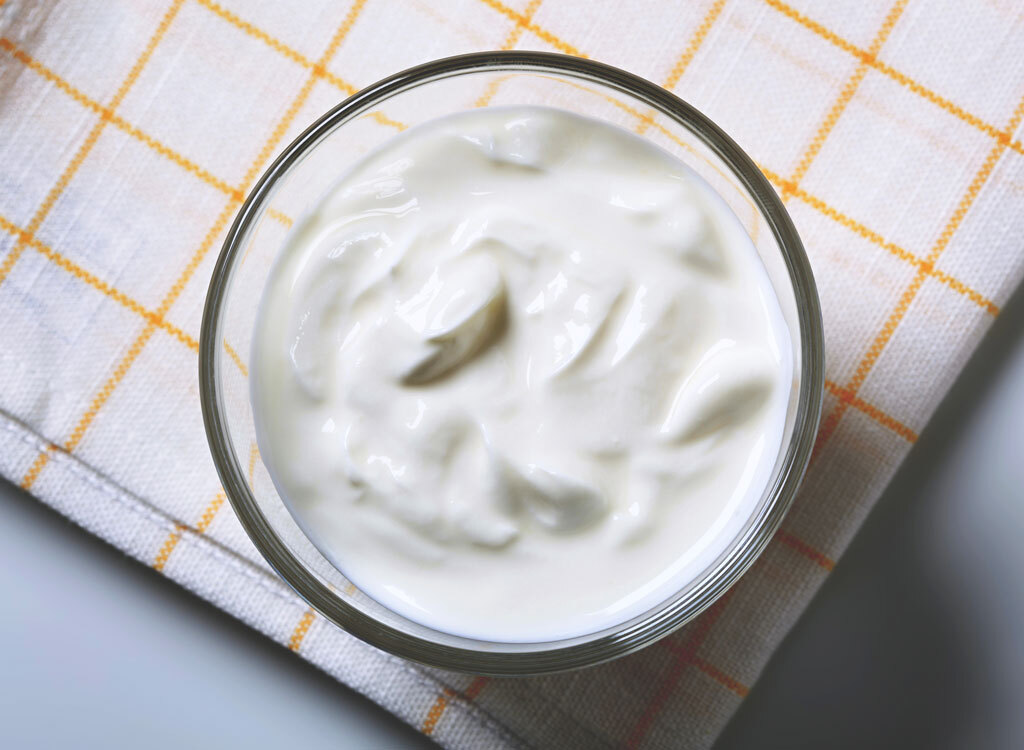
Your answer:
[2,283,1023,749]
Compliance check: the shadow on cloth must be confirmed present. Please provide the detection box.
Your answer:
[714,281,1024,749]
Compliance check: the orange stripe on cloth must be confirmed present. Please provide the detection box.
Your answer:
[18,1,369,491]
[813,94,1024,457]
[421,677,490,736]
[635,0,728,136]
[476,0,585,57]
[237,0,369,193]
[663,0,728,91]
[0,0,185,289]
[774,529,836,571]
[196,491,227,534]
[930,266,999,317]
[109,112,242,200]
[473,74,512,109]
[223,339,248,377]
[659,635,751,698]
[759,167,1000,316]
[473,0,545,107]
[20,451,51,491]
[421,689,456,736]
[151,489,225,570]
[194,0,377,102]
[152,447,250,574]
[152,450,241,572]
[247,442,260,486]
[0,39,300,226]
[499,0,544,49]
[825,379,919,443]
[141,448,251,578]
[152,523,186,572]
[366,110,407,131]
[691,655,750,697]
[625,589,737,749]
[0,213,199,351]
[110,3,187,109]
[267,208,293,227]
[783,0,908,197]
[761,0,1024,158]
[288,609,317,651]
[871,56,1024,156]
[195,0,324,73]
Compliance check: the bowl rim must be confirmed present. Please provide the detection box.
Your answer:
[199,50,824,676]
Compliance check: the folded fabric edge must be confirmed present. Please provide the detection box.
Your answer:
[0,411,523,750]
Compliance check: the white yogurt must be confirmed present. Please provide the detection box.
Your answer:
[251,107,792,642]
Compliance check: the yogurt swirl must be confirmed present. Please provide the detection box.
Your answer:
[251,107,792,641]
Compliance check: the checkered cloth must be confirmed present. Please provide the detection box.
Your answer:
[1,0,1022,746]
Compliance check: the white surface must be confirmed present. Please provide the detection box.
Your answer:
[0,483,433,748]
[1,281,1022,748]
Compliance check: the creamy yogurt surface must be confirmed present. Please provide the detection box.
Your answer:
[251,106,792,642]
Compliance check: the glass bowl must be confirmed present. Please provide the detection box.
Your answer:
[199,51,824,676]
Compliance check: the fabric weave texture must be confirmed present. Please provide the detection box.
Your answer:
[1,0,1022,747]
